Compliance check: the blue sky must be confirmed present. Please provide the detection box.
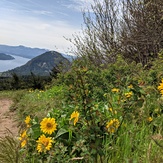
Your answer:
[0,0,94,54]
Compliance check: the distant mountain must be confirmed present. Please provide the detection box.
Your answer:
[0,44,76,61]
[0,44,48,59]
[1,51,70,76]
[0,53,15,60]
[61,53,77,62]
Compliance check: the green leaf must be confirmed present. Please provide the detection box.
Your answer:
[31,124,41,139]
[55,128,68,139]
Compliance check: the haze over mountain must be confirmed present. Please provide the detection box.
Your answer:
[0,44,76,73]
[0,44,48,59]
[1,51,70,77]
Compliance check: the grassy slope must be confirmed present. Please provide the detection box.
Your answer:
[0,64,163,162]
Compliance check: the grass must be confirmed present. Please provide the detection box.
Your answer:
[0,131,20,163]
[0,71,163,162]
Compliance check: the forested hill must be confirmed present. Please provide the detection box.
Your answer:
[1,51,70,76]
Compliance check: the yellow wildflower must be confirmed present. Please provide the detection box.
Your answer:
[40,117,57,135]
[106,119,120,133]
[108,108,113,112]
[158,79,163,90]
[25,116,31,127]
[36,134,53,153]
[108,108,117,114]
[128,84,133,89]
[125,92,133,98]
[70,111,79,126]
[158,79,163,96]
[19,130,27,148]
[147,117,153,122]
[111,88,119,93]
[21,139,27,148]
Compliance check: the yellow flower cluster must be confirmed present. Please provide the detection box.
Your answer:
[36,117,57,153]
[106,119,120,133]
[20,111,80,153]
[19,115,31,148]
[19,130,28,148]
[158,79,163,96]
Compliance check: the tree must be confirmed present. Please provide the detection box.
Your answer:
[11,73,21,90]
[71,0,121,67]
[120,0,163,66]
[71,0,163,67]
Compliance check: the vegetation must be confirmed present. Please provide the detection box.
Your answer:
[0,55,163,162]
[0,0,163,162]
[0,74,51,91]
[71,0,163,66]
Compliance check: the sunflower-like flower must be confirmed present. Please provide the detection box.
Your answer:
[40,117,57,135]
[70,111,79,126]
[106,119,120,133]
[36,134,53,153]
[19,130,28,148]
[158,79,163,96]
[24,115,31,127]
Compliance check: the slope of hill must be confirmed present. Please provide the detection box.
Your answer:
[0,53,15,60]
[1,51,70,76]
[0,44,48,59]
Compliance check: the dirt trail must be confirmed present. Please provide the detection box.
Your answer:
[0,99,19,137]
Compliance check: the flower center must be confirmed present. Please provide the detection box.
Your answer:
[46,123,52,129]
[43,140,49,147]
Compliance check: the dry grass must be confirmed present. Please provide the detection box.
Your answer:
[0,130,20,163]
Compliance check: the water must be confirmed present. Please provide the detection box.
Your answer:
[0,54,30,72]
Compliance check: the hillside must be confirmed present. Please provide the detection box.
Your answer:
[1,51,70,76]
[0,53,15,60]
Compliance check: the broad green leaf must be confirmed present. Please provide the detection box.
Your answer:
[55,128,68,139]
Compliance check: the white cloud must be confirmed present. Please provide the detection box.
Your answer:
[65,0,94,12]
[0,0,86,55]
[70,0,120,14]
[0,16,81,54]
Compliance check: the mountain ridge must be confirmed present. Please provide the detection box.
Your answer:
[0,44,48,59]
[1,51,70,77]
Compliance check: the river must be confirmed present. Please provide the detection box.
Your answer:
[0,54,30,72]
